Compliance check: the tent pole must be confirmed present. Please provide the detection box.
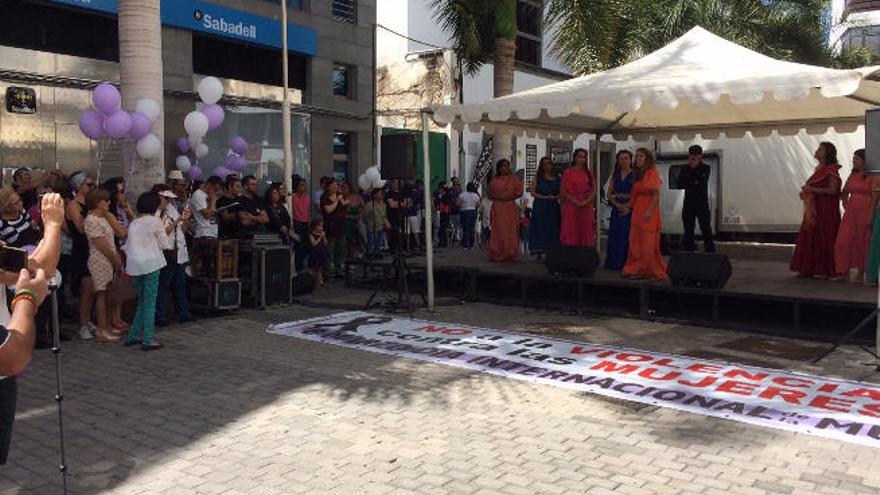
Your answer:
[421,110,435,311]
[595,133,602,251]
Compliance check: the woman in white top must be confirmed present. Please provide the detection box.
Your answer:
[455,182,481,250]
[123,192,168,351]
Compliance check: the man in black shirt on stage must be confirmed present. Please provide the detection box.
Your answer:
[677,145,715,253]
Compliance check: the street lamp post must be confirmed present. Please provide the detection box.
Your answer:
[281,0,294,198]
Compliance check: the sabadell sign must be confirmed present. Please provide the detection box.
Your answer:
[46,0,317,56]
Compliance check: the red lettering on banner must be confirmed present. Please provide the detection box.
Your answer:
[841,388,880,401]
[818,383,839,393]
[617,353,653,362]
[759,387,806,404]
[858,404,880,418]
[417,325,471,336]
[716,380,760,396]
[638,368,682,381]
[590,361,639,374]
[687,364,724,374]
[771,377,815,388]
[723,369,768,382]
[809,395,856,413]
[678,376,718,388]
[653,358,683,369]
[571,346,602,355]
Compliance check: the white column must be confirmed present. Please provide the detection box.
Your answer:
[281,0,294,197]
[421,110,435,311]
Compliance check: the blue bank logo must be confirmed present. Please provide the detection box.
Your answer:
[198,9,257,40]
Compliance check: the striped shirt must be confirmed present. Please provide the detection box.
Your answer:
[0,212,38,248]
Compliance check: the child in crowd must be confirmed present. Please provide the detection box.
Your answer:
[519,207,531,256]
[363,188,391,259]
[309,219,328,287]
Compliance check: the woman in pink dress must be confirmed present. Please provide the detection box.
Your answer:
[834,148,873,282]
[559,148,596,246]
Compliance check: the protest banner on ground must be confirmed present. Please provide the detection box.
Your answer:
[269,311,880,447]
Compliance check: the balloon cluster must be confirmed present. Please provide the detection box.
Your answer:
[173,77,229,181]
[358,166,386,192]
[77,83,162,159]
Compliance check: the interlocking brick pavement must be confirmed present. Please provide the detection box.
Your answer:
[1,295,880,494]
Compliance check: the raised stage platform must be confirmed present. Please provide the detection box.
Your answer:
[346,245,877,342]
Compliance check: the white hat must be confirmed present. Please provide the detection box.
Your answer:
[159,190,178,199]
[167,170,184,180]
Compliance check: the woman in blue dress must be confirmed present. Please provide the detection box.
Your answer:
[529,156,561,257]
[605,150,635,269]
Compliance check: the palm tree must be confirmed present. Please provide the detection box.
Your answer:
[432,0,518,162]
[118,0,165,194]
[545,0,873,75]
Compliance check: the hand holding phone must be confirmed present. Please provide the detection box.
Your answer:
[0,246,28,273]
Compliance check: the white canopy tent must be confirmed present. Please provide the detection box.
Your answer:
[418,27,880,359]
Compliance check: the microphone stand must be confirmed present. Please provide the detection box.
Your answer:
[48,283,68,494]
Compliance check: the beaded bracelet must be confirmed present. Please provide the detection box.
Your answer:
[11,294,36,311]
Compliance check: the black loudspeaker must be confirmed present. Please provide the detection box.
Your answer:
[381,133,417,178]
[545,246,599,277]
[189,278,241,311]
[292,273,316,296]
[667,252,732,289]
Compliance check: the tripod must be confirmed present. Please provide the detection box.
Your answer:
[811,308,880,369]
[48,282,69,493]
[364,184,426,315]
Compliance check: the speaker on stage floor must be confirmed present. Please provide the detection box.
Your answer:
[667,252,732,289]
[545,246,599,277]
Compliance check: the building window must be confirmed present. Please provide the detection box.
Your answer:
[332,65,352,98]
[333,0,357,23]
[843,25,880,54]
[333,132,352,181]
[515,0,542,66]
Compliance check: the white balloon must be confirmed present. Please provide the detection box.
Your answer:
[184,111,209,138]
[135,134,161,159]
[197,77,224,105]
[195,143,210,159]
[373,178,386,189]
[357,174,370,191]
[365,166,381,183]
[187,135,202,149]
[176,155,192,172]
[135,98,161,122]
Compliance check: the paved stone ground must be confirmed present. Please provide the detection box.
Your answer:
[2,287,880,494]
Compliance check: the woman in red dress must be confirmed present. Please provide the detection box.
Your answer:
[791,142,842,279]
[559,148,596,247]
[488,159,524,262]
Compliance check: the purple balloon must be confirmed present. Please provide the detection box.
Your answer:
[176,136,191,153]
[230,136,248,155]
[187,166,203,181]
[93,83,121,115]
[202,104,225,130]
[224,154,238,168]
[235,155,247,171]
[213,166,231,178]
[129,112,152,140]
[103,110,132,139]
[78,110,104,140]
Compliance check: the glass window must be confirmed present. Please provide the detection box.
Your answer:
[197,103,311,193]
[333,0,357,23]
[332,65,351,97]
[669,164,686,190]
[332,132,352,182]
[516,0,542,66]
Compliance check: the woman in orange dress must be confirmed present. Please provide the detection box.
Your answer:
[559,148,596,247]
[488,159,524,262]
[623,148,668,280]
